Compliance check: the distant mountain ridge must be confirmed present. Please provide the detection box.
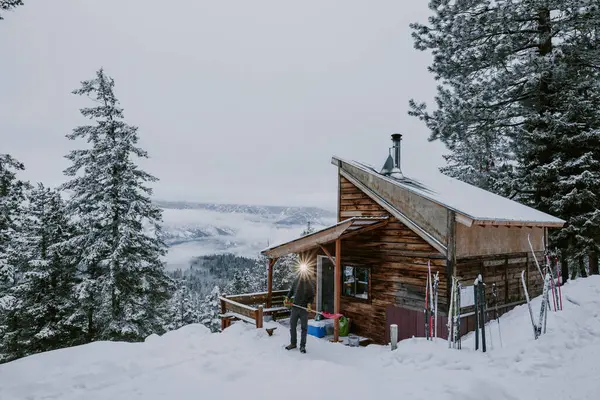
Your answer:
[155,200,336,226]
[155,200,336,270]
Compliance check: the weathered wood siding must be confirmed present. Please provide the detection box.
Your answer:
[339,176,389,220]
[455,252,545,317]
[325,176,446,344]
[456,224,545,258]
[339,161,449,245]
[327,173,546,344]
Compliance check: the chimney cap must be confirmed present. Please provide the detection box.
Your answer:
[391,133,402,141]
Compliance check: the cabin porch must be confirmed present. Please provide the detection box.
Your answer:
[219,289,290,332]
[218,216,391,343]
[219,289,372,346]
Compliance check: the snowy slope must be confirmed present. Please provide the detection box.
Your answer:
[2,277,600,400]
[157,202,336,270]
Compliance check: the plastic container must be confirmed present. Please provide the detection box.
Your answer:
[307,319,327,338]
[347,335,360,347]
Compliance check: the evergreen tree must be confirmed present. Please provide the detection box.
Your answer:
[301,221,315,236]
[0,154,29,363]
[0,0,23,20]
[409,1,600,264]
[272,254,298,291]
[1,184,81,362]
[199,285,222,333]
[61,68,173,342]
[167,278,200,330]
[0,154,28,291]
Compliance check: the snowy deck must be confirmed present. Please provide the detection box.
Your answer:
[219,290,290,330]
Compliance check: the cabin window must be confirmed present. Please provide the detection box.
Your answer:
[342,265,369,300]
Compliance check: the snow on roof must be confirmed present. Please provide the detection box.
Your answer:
[334,157,565,226]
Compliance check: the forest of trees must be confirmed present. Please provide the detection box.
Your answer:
[0,69,179,363]
[0,59,312,362]
[409,1,600,279]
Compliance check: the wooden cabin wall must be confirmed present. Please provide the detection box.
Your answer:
[338,176,389,220]
[455,251,546,318]
[326,176,446,343]
[456,224,545,258]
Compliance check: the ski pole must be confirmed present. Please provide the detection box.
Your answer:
[556,255,563,310]
[428,261,434,339]
[447,277,455,348]
[492,283,503,348]
[527,234,544,280]
[425,267,429,340]
[547,255,557,312]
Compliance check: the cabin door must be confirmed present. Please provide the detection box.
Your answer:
[317,256,335,314]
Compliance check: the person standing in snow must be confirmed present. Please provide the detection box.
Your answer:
[284,273,315,353]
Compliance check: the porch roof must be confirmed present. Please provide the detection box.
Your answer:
[261,216,389,259]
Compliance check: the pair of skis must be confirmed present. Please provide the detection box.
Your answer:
[447,276,461,348]
[473,275,488,352]
[425,261,439,340]
[521,269,551,339]
[546,253,563,311]
[527,234,563,312]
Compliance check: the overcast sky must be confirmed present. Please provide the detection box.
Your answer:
[0,0,446,210]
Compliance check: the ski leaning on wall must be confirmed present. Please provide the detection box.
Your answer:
[447,276,461,349]
[424,261,439,340]
[521,233,563,340]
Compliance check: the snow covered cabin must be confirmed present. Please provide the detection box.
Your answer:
[219,134,565,345]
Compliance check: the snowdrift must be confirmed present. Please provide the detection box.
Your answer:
[2,277,600,400]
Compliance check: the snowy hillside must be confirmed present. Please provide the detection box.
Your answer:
[157,201,336,270]
[2,277,600,400]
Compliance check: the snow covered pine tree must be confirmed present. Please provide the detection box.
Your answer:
[199,286,222,333]
[409,1,600,272]
[0,154,29,362]
[168,278,201,330]
[0,0,24,20]
[0,154,28,293]
[1,184,81,362]
[60,68,174,343]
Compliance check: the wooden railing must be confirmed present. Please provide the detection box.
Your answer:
[219,289,290,330]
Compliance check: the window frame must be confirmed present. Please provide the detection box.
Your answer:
[341,264,371,302]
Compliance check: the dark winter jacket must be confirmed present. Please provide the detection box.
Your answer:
[287,275,315,307]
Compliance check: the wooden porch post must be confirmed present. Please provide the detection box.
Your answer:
[334,238,341,342]
[267,258,275,308]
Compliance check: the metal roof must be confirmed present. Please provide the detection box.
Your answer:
[332,156,565,228]
[261,216,389,259]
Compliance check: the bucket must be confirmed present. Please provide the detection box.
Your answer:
[348,335,360,347]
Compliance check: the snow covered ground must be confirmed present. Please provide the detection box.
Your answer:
[2,277,600,400]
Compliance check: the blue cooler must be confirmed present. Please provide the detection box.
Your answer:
[307,320,327,338]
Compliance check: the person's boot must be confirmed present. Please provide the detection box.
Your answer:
[285,344,297,350]
[300,346,306,353]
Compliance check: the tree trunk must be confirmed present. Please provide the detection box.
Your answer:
[560,255,569,285]
[579,257,588,278]
[589,252,599,275]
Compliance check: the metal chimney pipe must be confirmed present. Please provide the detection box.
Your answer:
[390,134,403,178]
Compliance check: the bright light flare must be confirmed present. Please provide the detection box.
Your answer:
[295,255,314,278]
[298,263,309,273]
